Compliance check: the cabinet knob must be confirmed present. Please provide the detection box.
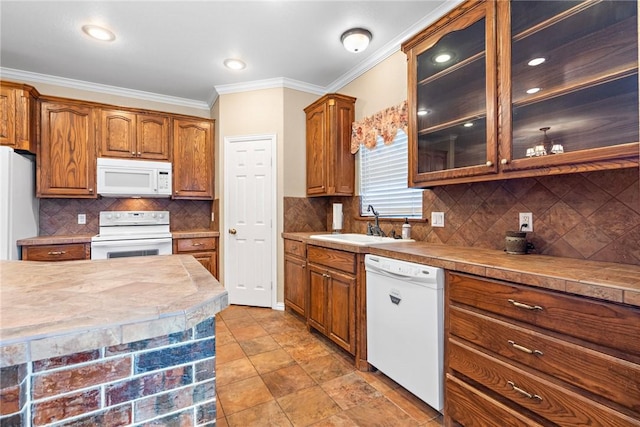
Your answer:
[302,264,306,269]
[229,228,237,235]
[137,152,141,156]
[132,151,135,155]
[486,161,493,167]
[501,158,508,165]
[89,188,94,193]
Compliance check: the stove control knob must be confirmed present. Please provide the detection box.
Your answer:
[152,213,157,218]
[159,213,164,219]
[115,213,121,219]
[107,214,112,219]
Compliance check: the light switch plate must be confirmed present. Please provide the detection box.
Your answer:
[78,214,86,225]
[431,212,445,227]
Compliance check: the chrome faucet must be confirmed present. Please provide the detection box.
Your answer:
[367,205,386,237]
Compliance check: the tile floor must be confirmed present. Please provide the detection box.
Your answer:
[215,305,443,426]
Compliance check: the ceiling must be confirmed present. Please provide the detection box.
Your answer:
[0,1,460,109]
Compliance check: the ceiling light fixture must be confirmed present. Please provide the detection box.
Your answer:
[224,58,246,70]
[528,57,546,66]
[341,28,372,53]
[82,25,116,42]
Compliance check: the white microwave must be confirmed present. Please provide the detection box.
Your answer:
[97,158,172,198]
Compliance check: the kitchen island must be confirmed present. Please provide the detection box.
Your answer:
[0,254,228,426]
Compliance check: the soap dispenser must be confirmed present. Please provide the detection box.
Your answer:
[402,218,411,239]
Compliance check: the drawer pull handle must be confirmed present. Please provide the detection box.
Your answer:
[507,381,543,401]
[48,251,66,255]
[508,299,543,311]
[322,273,330,278]
[508,340,543,356]
[192,243,204,247]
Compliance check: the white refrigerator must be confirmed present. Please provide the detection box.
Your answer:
[0,146,39,260]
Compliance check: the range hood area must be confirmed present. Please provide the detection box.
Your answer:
[96,157,172,198]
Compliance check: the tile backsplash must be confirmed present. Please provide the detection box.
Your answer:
[285,168,640,266]
[39,198,213,235]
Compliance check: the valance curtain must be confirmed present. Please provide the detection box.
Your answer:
[350,100,408,154]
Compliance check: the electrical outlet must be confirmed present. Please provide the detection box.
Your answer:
[431,212,445,228]
[78,214,86,225]
[519,212,533,232]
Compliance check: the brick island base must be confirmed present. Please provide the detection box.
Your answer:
[1,317,217,426]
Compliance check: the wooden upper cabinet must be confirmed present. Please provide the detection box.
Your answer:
[172,118,214,199]
[402,0,639,187]
[0,81,39,153]
[38,101,96,198]
[99,109,170,160]
[304,93,356,196]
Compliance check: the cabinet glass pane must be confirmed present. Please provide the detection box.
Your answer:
[511,0,638,160]
[416,18,486,173]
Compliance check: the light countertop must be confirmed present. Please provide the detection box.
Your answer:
[0,254,228,367]
[282,232,640,307]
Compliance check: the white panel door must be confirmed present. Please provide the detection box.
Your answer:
[224,135,274,307]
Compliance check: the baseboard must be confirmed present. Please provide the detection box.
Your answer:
[273,302,285,311]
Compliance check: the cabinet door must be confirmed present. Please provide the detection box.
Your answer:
[172,118,214,199]
[305,102,328,195]
[284,254,306,317]
[100,109,136,158]
[331,97,356,195]
[137,113,170,160]
[307,264,328,334]
[192,252,217,278]
[327,269,356,354]
[405,1,498,186]
[39,102,96,198]
[0,86,16,147]
[499,0,639,172]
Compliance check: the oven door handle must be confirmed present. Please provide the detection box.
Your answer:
[91,238,173,248]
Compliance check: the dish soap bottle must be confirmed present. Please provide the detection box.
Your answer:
[402,218,411,240]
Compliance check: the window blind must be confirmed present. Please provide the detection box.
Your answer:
[359,131,422,218]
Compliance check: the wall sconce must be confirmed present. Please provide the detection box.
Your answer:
[341,28,372,53]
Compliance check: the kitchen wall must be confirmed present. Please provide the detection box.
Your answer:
[282,50,640,267]
[216,87,318,302]
[284,167,640,266]
[39,198,213,235]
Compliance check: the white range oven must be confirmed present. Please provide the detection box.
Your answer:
[91,211,172,260]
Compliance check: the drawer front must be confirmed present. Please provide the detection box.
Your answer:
[446,374,545,427]
[450,306,640,414]
[449,340,639,426]
[284,239,305,258]
[175,237,216,252]
[448,272,640,357]
[23,244,88,261]
[307,245,356,274]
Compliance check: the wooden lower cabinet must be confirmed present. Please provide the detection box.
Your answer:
[306,245,358,356]
[444,272,640,426]
[172,236,218,279]
[21,243,90,261]
[284,239,306,317]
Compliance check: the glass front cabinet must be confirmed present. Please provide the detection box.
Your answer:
[402,0,639,187]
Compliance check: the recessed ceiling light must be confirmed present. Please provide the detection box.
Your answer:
[463,122,474,127]
[417,109,431,116]
[528,57,546,66]
[434,53,452,63]
[82,25,115,42]
[526,87,541,94]
[224,58,246,70]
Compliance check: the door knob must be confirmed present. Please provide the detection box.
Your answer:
[229,228,237,235]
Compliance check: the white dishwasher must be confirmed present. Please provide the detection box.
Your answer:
[365,254,444,411]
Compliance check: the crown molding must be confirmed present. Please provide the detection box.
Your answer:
[0,67,211,110]
[214,77,325,96]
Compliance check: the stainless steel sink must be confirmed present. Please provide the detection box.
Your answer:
[309,233,413,246]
